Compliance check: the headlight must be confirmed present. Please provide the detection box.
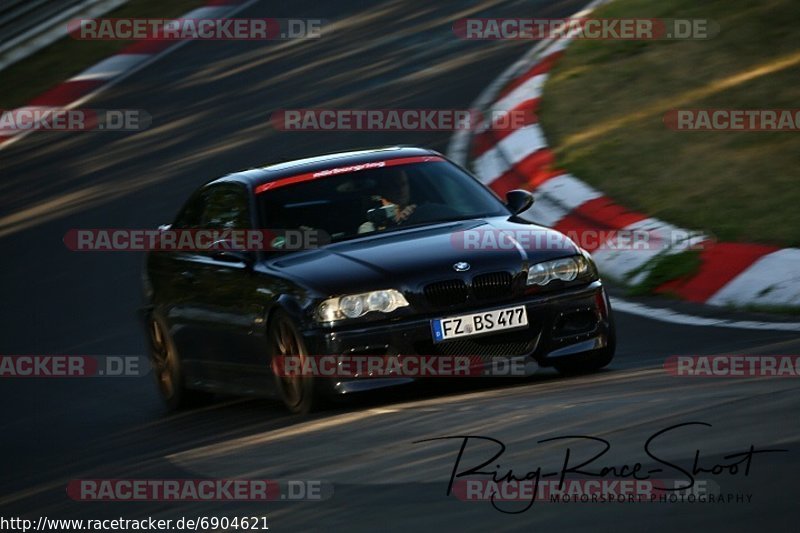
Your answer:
[526,255,591,286]
[316,289,409,322]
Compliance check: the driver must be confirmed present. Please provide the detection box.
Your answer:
[358,170,417,233]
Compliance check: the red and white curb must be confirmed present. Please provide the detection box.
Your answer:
[0,0,250,151]
[449,1,800,311]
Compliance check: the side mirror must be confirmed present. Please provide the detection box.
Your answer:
[506,189,534,215]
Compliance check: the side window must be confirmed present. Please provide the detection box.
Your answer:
[172,191,206,229]
[201,184,251,229]
[173,184,251,230]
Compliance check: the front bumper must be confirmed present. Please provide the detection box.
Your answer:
[300,281,612,391]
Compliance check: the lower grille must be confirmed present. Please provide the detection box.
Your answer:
[552,309,599,338]
[415,323,539,359]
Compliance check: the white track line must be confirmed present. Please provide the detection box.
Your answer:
[611,297,800,332]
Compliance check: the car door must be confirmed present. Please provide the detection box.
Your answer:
[185,183,266,387]
[151,189,210,381]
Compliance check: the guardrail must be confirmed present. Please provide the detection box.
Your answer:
[0,0,128,72]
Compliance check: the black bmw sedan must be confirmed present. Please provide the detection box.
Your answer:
[142,146,615,413]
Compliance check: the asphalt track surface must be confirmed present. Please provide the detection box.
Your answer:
[1,1,799,531]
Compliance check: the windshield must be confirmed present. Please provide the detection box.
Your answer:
[257,159,509,243]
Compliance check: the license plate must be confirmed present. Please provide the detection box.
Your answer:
[431,305,528,343]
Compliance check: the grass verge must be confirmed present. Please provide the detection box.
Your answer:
[625,250,702,296]
[539,0,800,248]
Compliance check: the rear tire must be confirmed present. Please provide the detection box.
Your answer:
[148,316,213,410]
[268,312,324,414]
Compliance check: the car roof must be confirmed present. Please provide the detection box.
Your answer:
[206,146,442,190]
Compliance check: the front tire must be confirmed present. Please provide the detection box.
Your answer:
[268,312,323,414]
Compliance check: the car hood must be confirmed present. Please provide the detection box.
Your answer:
[268,216,580,295]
